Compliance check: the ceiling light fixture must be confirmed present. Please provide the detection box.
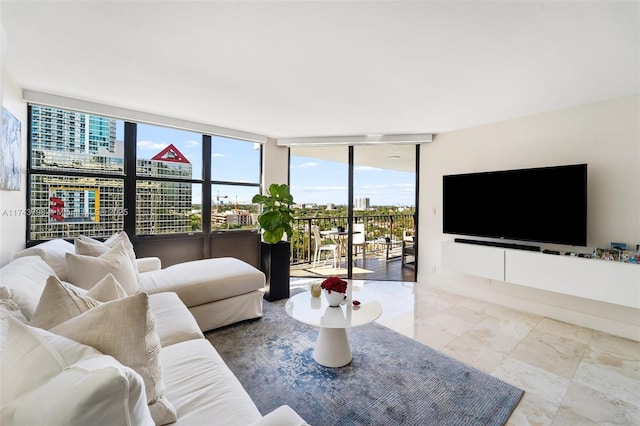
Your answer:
[277,133,433,146]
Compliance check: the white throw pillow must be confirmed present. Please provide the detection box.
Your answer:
[0,316,153,426]
[66,241,139,295]
[75,231,139,277]
[0,256,56,321]
[50,293,177,425]
[13,239,75,281]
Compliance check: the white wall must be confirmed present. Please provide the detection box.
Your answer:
[262,137,289,190]
[418,95,640,340]
[0,20,28,266]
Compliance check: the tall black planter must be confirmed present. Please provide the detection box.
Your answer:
[260,241,290,302]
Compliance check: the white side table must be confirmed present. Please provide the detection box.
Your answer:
[285,289,383,367]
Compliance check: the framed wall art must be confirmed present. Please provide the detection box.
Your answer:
[0,106,21,191]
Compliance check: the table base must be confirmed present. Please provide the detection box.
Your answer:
[313,327,352,367]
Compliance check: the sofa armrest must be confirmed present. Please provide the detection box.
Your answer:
[136,257,162,273]
[248,405,309,426]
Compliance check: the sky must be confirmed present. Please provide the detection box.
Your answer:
[118,122,416,207]
[290,156,416,207]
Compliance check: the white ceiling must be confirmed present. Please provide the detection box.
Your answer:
[2,1,638,140]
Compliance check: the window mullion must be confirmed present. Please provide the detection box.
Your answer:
[124,122,137,236]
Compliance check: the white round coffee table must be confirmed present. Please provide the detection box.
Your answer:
[284,288,383,367]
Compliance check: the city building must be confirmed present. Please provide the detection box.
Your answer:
[354,197,370,211]
[31,105,122,173]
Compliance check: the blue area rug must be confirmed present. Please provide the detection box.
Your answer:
[205,293,524,425]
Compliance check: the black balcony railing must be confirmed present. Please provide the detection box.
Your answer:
[290,214,415,265]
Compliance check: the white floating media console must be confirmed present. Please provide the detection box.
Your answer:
[441,240,640,309]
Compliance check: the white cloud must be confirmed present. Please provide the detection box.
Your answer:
[137,140,167,150]
[212,152,226,158]
[291,162,319,169]
[186,139,201,147]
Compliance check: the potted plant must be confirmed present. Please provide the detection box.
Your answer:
[252,183,295,301]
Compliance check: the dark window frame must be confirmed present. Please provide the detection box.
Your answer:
[26,104,263,245]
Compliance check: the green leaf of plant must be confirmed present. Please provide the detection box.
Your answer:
[263,229,284,244]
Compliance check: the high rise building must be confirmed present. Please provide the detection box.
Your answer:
[31,105,122,173]
[136,144,193,235]
[355,197,370,211]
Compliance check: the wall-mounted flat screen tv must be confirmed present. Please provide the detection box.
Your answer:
[443,164,587,246]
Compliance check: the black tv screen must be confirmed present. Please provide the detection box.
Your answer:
[443,164,587,246]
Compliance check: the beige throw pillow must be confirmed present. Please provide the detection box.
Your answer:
[30,275,126,330]
[30,276,101,329]
[50,293,177,425]
[87,273,129,302]
[75,231,139,277]
[66,242,139,295]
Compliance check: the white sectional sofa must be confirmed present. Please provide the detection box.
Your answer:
[0,237,308,425]
[12,237,266,331]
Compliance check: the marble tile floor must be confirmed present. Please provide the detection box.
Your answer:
[290,278,640,425]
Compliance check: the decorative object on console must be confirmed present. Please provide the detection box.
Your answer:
[593,247,621,262]
[620,251,640,264]
[611,242,627,250]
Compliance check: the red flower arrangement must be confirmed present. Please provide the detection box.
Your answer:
[320,276,348,294]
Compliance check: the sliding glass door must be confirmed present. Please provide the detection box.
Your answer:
[290,146,349,279]
[353,145,416,281]
[289,144,418,282]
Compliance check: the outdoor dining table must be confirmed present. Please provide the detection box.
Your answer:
[320,229,361,268]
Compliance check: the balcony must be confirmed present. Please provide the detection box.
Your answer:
[290,214,415,282]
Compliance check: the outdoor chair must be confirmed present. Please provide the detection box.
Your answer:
[351,223,367,261]
[312,225,338,269]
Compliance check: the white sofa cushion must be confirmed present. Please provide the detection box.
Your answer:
[13,356,154,426]
[0,316,153,426]
[137,256,162,273]
[50,293,177,425]
[0,256,56,321]
[138,257,265,307]
[76,231,140,277]
[66,241,139,295]
[148,292,204,348]
[12,239,75,281]
[160,338,262,425]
